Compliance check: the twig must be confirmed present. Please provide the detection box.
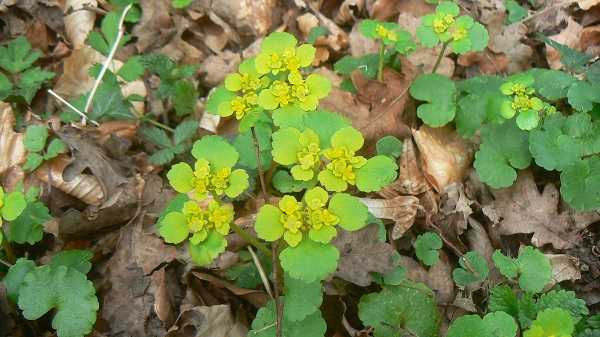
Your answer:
[0,256,13,268]
[252,322,277,334]
[248,246,274,299]
[83,4,133,122]
[251,126,283,337]
[47,89,100,126]
[419,206,479,278]
[518,0,579,24]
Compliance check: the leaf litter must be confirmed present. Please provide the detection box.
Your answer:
[0,0,600,335]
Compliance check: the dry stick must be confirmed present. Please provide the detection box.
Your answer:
[418,205,479,278]
[0,256,13,268]
[47,89,100,126]
[251,127,283,337]
[248,246,274,299]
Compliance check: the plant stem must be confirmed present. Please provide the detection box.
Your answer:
[1,228,15,264]
[251,126,283,337]
[133,110,175,133]
[377,42,385,82]
[431,41,449,74]
[229,222,272,257]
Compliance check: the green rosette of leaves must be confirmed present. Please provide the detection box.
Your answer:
[254,186,368,282]
[0,186,27,241]
[416,1,489,54]
[161,136,249,266]
[499,74,545,130]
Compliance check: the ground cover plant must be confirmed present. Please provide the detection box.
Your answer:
[0,0,599,336]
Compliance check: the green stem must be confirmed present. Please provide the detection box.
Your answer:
[229,222,272,257]
[431,41,449,74]
[1,227,15,264]
[300,169,320,205]
[377,42,386,82]
[135,110,175,133]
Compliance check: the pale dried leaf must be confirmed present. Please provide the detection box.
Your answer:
[64,0,98,48]
[333,0,364,24]
[387,137,431,195]
[210,0,275,41]
[0,102,27,178]
[545,18,584,70]
[165,305,249,337]
[578,25,600,54]
[34,154,104,205]
[491,170,583,250]
[413,125,474,192]
[544,254,582,290]
[457,49,508,76]
[578,0,600,9]
[360,196,420,239]
[192,272,269,309]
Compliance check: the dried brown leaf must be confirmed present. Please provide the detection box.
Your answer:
[545,254,582,290]
[192,272,269,309]
[578,0,600,9]
[331,224,395,286]
[490,170,588,250]
[210,0,275,42]
[545,18,584,70]
[0,102,27,178]
[457,49,508,76]
[360,196,420,239]
[165,305,249,337]
[413,125,474,193]
[387,137,430,195]
[63,0,98,48]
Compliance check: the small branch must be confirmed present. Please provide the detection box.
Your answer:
[252,322,277,334]
[229,222,272,257]
[0,256,13,268]
[421,207,478,278]
[1,228,15,264]
[83,4,133,122]
[431,41,449,74]
[248,246,274,299]
[47,89,100,126]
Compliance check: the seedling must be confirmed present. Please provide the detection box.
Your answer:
[22,125,67,171]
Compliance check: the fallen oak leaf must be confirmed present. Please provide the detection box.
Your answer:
[359,195,420,240]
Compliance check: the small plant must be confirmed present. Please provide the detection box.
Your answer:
[22,125,67,171]
[0,36,55,106]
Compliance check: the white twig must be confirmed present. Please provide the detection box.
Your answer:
[83,4,133,121]
[248,246,274,299]
[47,89,100,126]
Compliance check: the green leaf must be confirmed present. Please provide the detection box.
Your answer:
[142,127,172,148]
[192,135,239,171]
[117,55,145,81]
[456,94,490,137]
[19,67,55,88]
[172,0,192,8]
[492,249,519,278]
[334,56,359,75]
[308,26,328,45]
[284,272,323,322]
[302,110,350,149]
[379,251,406,285]
[0,36,40,74]
[173,120,197,144]
[225,249,272,288]
[157,194,189,229]
[0,72,13,90]
[280,237,340,283]
[354,155,399,192]
[328,193,368,232]
[414,232,442,266]
[51,250,94,275]
[255,204,286,242]
[560,157,600,211]
[88,31,110,55]
[167,162,194,193]
[23,153,44,171]
[516,246,552,294]
[45,139,67,159]
[473,120,531,188]
[148,146,182,165]
[504,1,528,23]
[448,312,518,337]
[249,298,327,337]
[536,290,589,324]
[140,53,174,78]
[524,308,574,337]
[537,33,592,71]
[273,170,310,193]
[159,212,189,244]
[410,73,457,127]
[188,230,227,266]
[589,315,600,329]
[582,61,600,85]
[1,189,27,221]
[567,81,600,112]
[2,258,35,303]
[529,122,582,171]
[452,251,489,286]
[357,53,381,78]
[457,74,505,94]
[91,81,134,120]
[358,280,441,337]
[530,69,577,100]
[518,293,537,328]
[23,125,48,152]
[447,314,488,337]
[9,201,51,244]
[19,265,99,337]
[376,136,403,158]
[234,127,273,170]
[489,285,519,317]
[172,80,199,116]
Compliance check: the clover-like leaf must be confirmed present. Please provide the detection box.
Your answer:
[191,135,239,171]
[524,308,574,337]
[280,237,340,283]
[328,193,368,232]
[249,298,327,337]
[529,122,583,171]
[560,157,600,211]
[567,81,600,113]
[283,272,323,322]
[410,73,456,127]
[9,199,51,244]
[452,251,489,286]
[473,120,532,188]
[2,258,35,303]
[19,265,99,337]
[358,280,441,337]
[188,230,227,266]
[354,155,399,192]
[414,232,442,266]
[50,250,94,275]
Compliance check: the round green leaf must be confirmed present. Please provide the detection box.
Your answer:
[255,204,285,242]
[308,225,337,244]
[492,249,519,279]
[376,136,403,158]
[468,22,489,52]
[452,251,489,286]
[524,308,574,337]
[280,237,340,283]
[414,232,442,266]
[3,258,35,303]
[354,155,399,192]
[1,190,27,221]
[273,170,310,193]
[318,169,348,192]
[23,125,48,152]
[516,109,540,130]
[447,314,488,337]
[224,168,250,198]
[331,126,364,151]
[517,246,552,294]
[283,272,323,322]
[191,135,239,171]
[250,297,327,337]
[484,311,518,337]
[359,280,441,337]
[529,125,582,171]
[303,110,351,149]
[205,86,237,116]
[560,157,600,211]
[167,163,194,193]
[260,32,297,55]
[19,265,99,337]
[272,105,307,128]
[272,128,303,165]
[188,230,227,266]
[159,212,189,244]
[305,74,332,99]
[410,73,457,127]
[416,25,440,48]
[50,250,93,275]
[328,193,368,232]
